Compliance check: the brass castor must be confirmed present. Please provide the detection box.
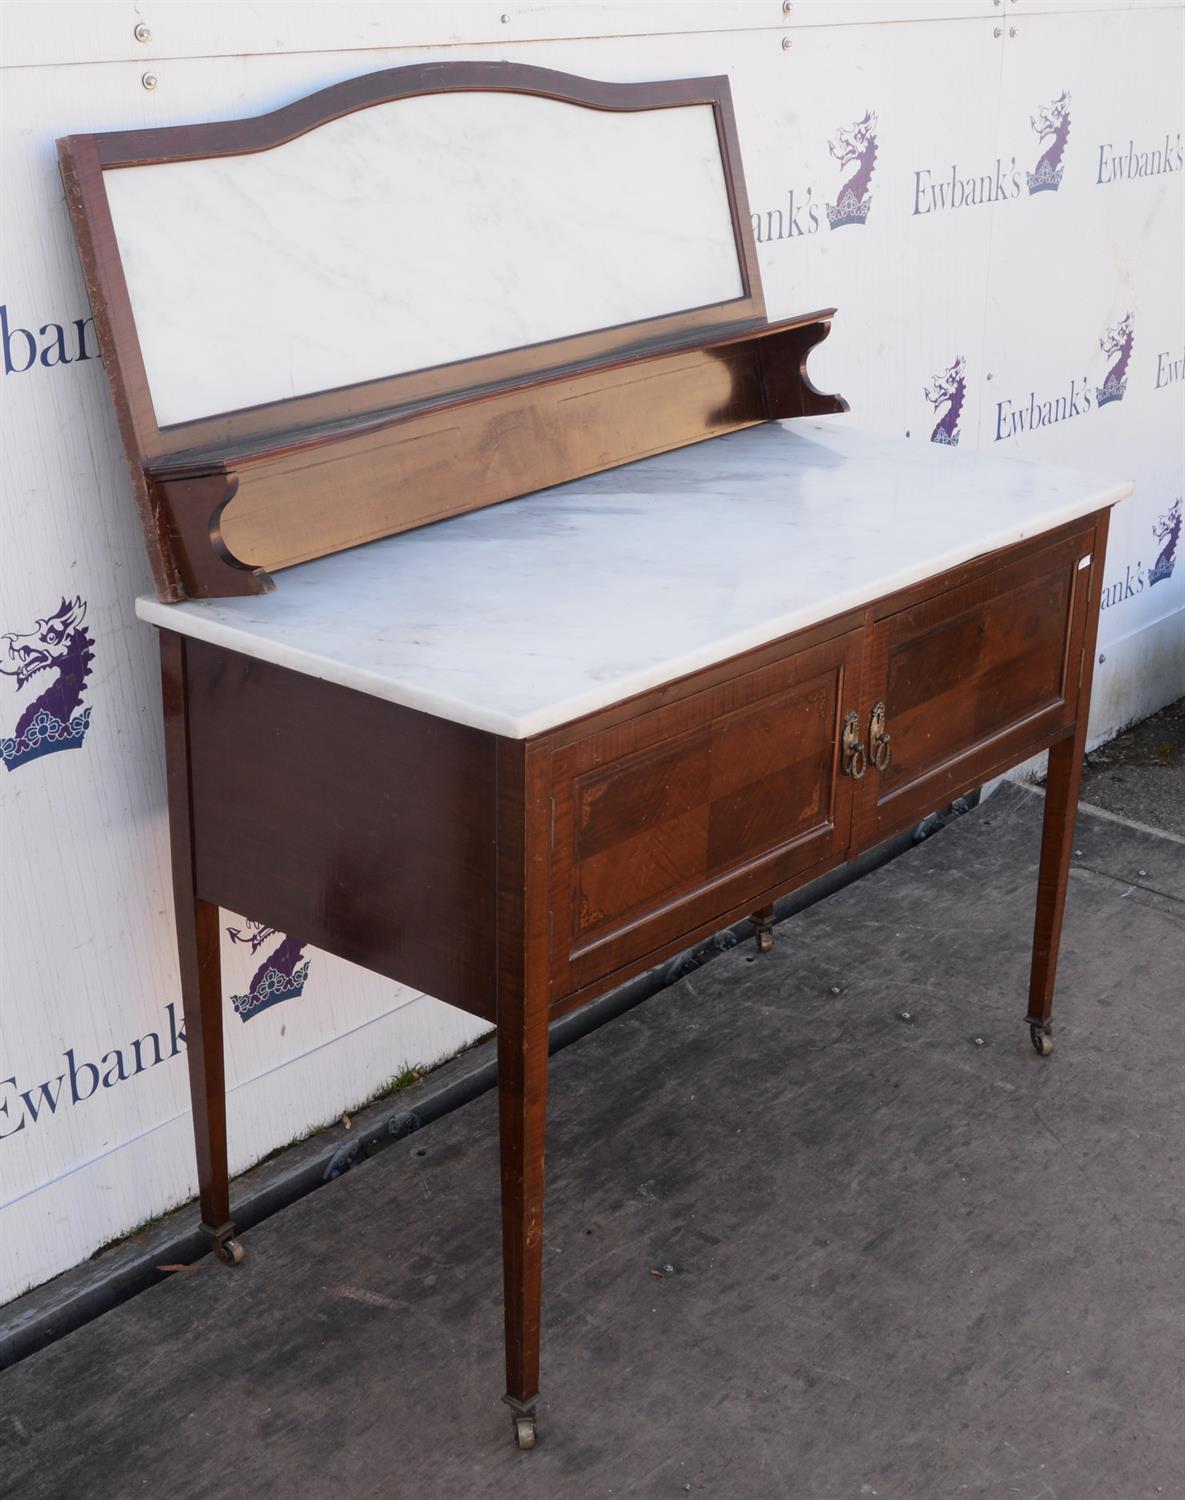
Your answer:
[1030,1025,1054,1058]
[513,1415,537,1450]
[755,926,774,954]
[214,1237,246,1265]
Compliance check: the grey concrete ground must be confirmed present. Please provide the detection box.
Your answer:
[1,767,1182,1499]
[1079,696,1185,838]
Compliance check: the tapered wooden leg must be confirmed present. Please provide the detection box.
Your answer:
[178,897,239,1259]
[160,631,242,1265]
[1025,515,1109,1057]
[752,903,775,953]
[494,738,553,1446]
[1025,735,1085,1054]
[498,999,549,1448]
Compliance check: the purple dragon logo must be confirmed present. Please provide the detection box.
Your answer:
[826,111,878,228]
[1028,91,1071,194]
[226,920,311,1022]
[1,595,94,772]
[1148,497,1181,587]
[1097,312,1134,407]
[925,356,966,446]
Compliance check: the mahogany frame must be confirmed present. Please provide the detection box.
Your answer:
[159,506,1112,1446]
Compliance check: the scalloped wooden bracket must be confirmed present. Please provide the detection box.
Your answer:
[154,473,275,599]
[757,318,849,420]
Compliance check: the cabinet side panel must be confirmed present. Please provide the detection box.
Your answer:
[185,642,498,1019]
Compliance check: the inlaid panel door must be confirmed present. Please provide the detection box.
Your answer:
[852,526,1097,848]
[547,629,865,996]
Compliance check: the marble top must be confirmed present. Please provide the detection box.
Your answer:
[136,421,1131,739]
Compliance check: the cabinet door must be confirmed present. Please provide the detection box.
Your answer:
[853,527,1096,847]
[548,628,864,997]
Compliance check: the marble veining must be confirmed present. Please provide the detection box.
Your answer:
[136,422,1133,738]
[102,92,743,427]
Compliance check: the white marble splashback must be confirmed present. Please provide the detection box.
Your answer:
[136,422,1132,738]
[103,90,745,427]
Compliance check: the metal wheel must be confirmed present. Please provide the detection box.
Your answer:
[514,1415,537,1450]
[756,928,773,954]
[1030,1025,1054,1058]
[215,1237,246,1265]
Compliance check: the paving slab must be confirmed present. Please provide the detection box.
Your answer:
[1,781,1181,1500]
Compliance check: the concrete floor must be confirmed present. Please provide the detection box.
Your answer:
[1,778,1182,1500]
[1079,696,1185,838]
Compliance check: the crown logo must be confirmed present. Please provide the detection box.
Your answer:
[227,921,311,1021]
[1025,160,1064,194]
[826,188,873,228]
[231,957,312,1020]
[1095,374,1128,407]
[1,705,92,771]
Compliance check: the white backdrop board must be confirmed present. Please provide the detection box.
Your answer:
[1,0,1182,1306]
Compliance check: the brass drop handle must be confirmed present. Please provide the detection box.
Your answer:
[869,701,891,772]
[842,709,866,779]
